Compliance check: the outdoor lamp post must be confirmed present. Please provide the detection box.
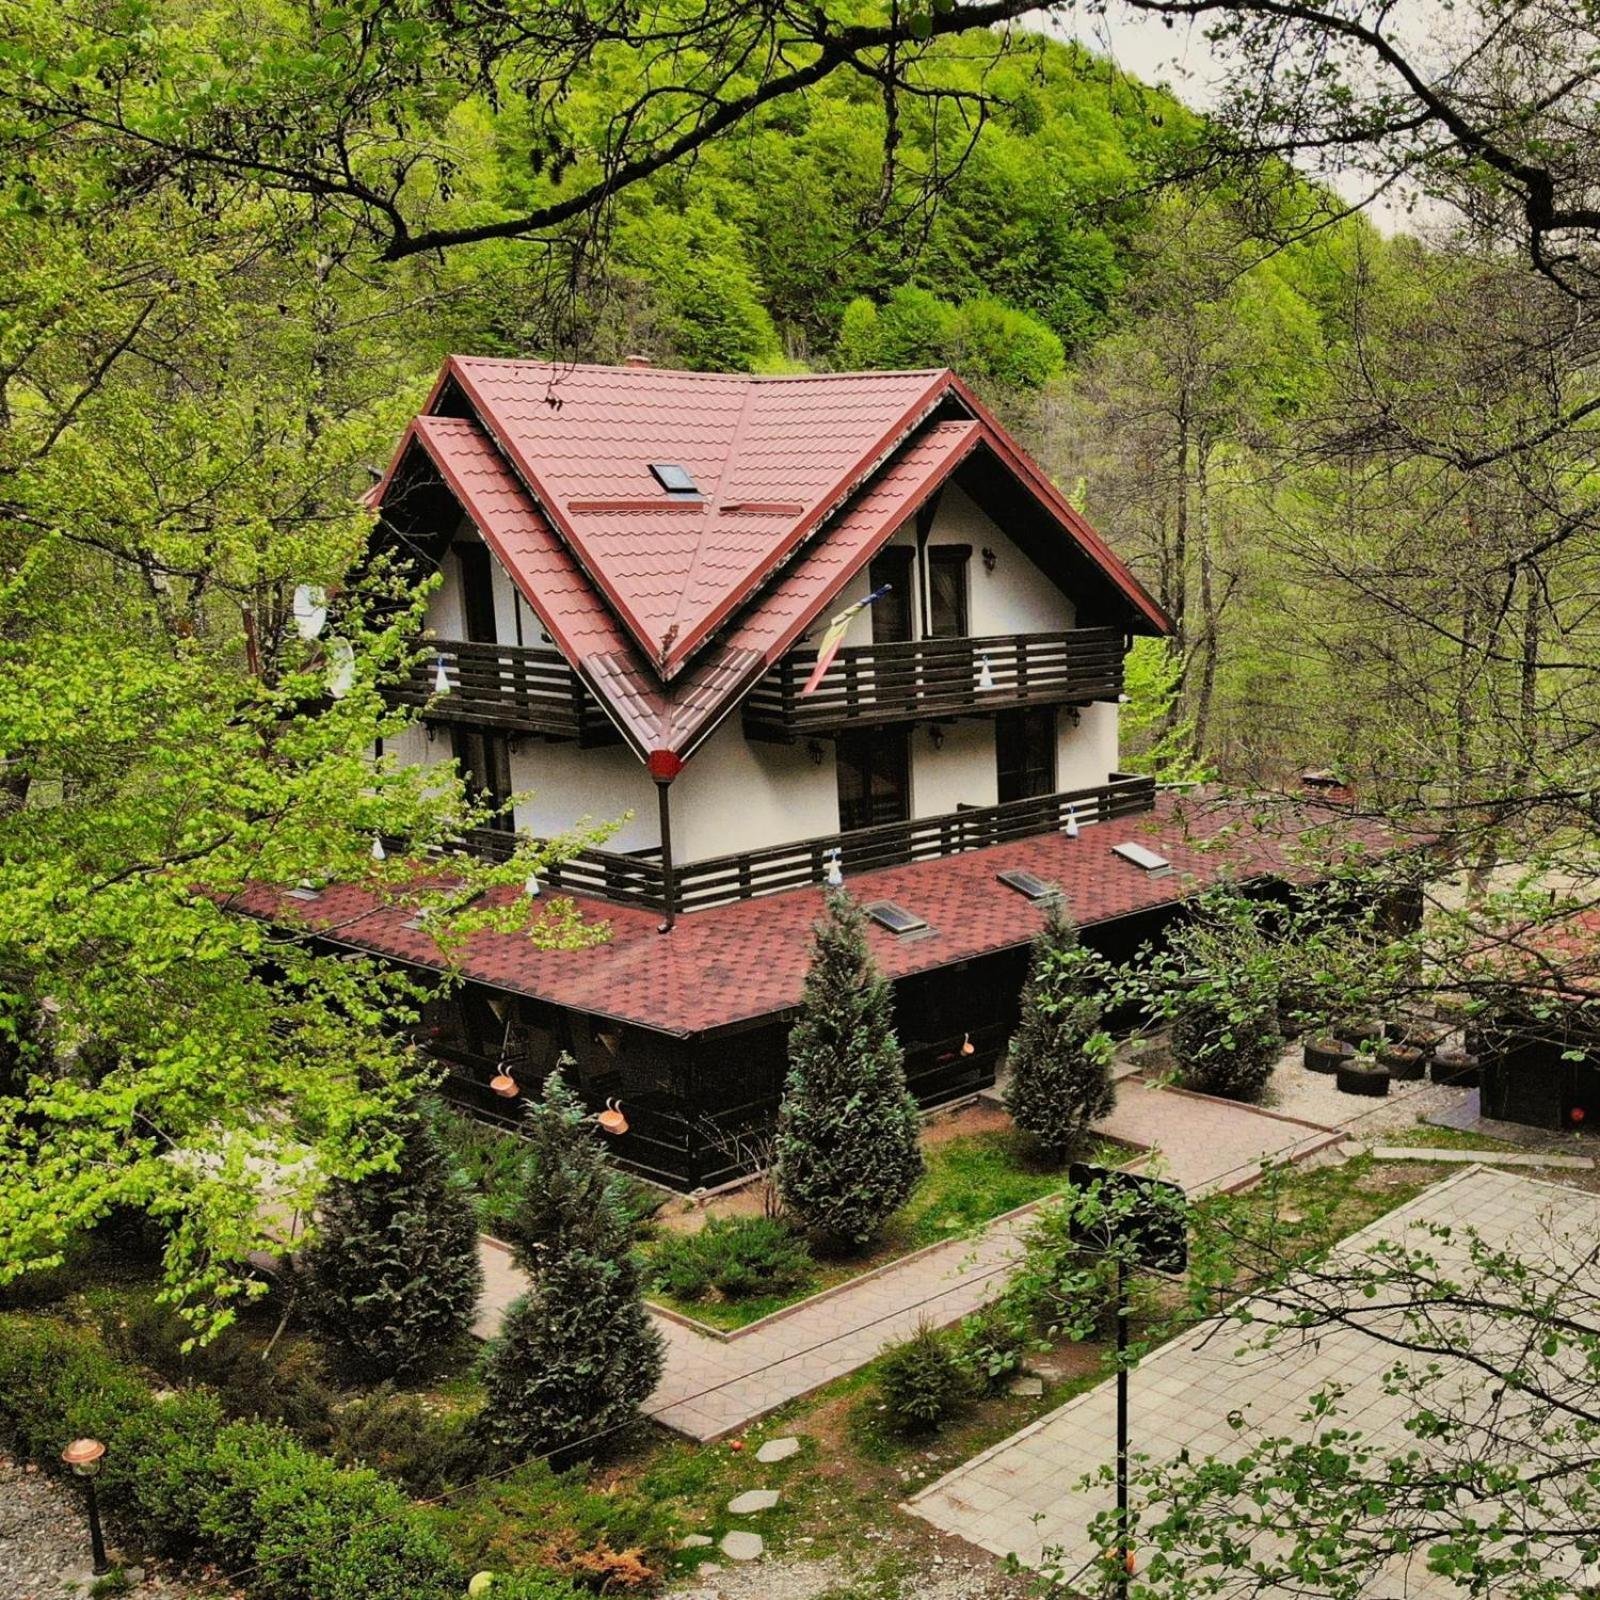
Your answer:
[61,1437,110,1575]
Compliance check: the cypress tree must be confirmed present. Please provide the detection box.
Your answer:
[1003,903,1116,1162]
[477,1067,662,1460]
[301,1101,483,1379]
[776,890,924,1249]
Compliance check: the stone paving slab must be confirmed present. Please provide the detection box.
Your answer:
[904,1165,1600,1595]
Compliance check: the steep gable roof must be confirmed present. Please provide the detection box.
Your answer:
[371,359,1170,768]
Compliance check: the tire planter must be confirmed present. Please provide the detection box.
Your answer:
[1335,1018,1386,1050]
[1396,1024,1446,1055]
[1377,1043,1427,1081]
[1304,1037,1355,1075]
[1336,1057,1390,1097]
[1431,1049,1480,1088]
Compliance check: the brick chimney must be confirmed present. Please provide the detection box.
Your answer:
[623,353,653,369]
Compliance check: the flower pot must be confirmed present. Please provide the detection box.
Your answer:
[1304,1037,1354,1075]
[1376,1043,1427,1081]
[1336,1056,1390,1098]
[1334,1018,1385,1050]
[1431,1049,1479,1088]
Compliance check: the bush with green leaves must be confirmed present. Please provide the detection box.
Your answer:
[0,1318,472,1600]
[877,1323,973,1434]
[326,1386,477,1496]
[956,1300,1035,1394]
[1003,904,1117,1162]
[1169,985,1283,1102]
[646,1216,814,1304]
[776,891,925,1249]
[299,1102,483,1380]
[477,1067,663,1461]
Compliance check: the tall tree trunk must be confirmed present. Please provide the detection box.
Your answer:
[1192,444,1219,758]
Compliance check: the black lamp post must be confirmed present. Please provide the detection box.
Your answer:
[61,1437,109,1575]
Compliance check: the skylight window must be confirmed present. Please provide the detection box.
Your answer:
[649,462,699,494]
[286,885,324,902]
[1112,841,1173,878]
[864,900,929,935]
[996,869,1056,901]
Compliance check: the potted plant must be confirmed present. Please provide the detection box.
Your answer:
[1375,1040,1427,1081]
[1336,1053,1390,1098]
[1303,1036,1355,1075]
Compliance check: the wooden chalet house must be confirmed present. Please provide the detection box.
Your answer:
[274,358,1364,1189]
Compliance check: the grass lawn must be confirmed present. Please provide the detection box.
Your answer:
[643,1126,1130,1331]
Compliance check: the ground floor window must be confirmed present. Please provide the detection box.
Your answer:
[995,706,1057,803]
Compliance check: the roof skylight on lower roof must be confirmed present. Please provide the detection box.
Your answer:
[996,869,1056,901]
[864,900,928,935]
[649,462,699,494]
[1112,841,1174,878]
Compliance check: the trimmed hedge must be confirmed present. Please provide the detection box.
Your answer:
[0,1317,467,1600]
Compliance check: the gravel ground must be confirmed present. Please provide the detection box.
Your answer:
[673,1544,1029,1600]
[0,1456,209,1600]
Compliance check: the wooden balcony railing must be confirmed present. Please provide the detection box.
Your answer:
[389,640,618,744]
[461,772,1157,914]
[743,627,1125,739]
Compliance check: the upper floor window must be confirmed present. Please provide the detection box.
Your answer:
[928,546,970,639]
[996,707,1056,803]
[869,547,916,645]
[456,542,497,644]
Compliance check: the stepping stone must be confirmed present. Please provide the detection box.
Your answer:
[727,1489,780,1515]
[756,1436,801,1464]
[1007,1375,1044,1397]
[720,1531,764,1562]
[678,1533,714,1549]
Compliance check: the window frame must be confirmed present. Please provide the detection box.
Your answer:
[456,541,498,644]
[995,706,1058,804]
[927,545,971,639]
[835,727,912,834]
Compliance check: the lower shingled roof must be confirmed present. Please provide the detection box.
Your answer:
[232,792,1413,1038]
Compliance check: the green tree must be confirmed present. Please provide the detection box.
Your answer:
[776,891,924,1248]
[477,1068,663,1460]
[300,1104,483,1379]
[1002,905,1116,1162]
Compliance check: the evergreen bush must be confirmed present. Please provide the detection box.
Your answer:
[877,1323,973,1433]
[299,1102,482,1380]
[646,1216,814,1303]
[1002,904,1117,1162]
[476,1068,663,1461]
[775,891,924,1249]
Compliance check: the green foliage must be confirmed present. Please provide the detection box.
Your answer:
[479,1573,589,1600]
[646,1216,814,1304]
[326,1387,478,1497]
[834,286,1064,386]
[0,1317,468,1599]
[434,1112,531,1237]
[776,891,925,1249]
[477,1069,663,1461]
[299,1104,483,1380]
[876,1322,973,1433]
[1118,638,1211,783]
[1170,985,1283,1102]
[955,1299,1035,1394]
[1003,905,1117,1162]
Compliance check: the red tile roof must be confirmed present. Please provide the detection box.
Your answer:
[371,359,1169,764]
[235,793,1407,1039]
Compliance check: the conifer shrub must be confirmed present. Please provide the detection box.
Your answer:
[299,1102,482,1380]
[877,1323,973,1433]
[775,891,925,1249]
[476,1067,663,1461]
[646,1215,814,1303]
[1002,904,1117,1162]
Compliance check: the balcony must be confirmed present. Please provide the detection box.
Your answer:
[743,627,1125,740]
[389,640,618,744]
[462,772,1156,914]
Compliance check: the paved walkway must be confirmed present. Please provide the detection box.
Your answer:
[473,1071,1352,1442]
[905,1166,1600,1595]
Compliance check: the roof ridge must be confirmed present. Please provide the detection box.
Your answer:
[449,356,948,384]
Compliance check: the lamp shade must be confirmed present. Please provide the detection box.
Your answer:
[62,1438,106,1474]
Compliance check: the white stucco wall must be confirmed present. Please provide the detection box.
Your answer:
[509,739,660,854]
[671,718,841,862]
[832,484,1076,649]
[1058,700,1120,790]
[911,719,996,816]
